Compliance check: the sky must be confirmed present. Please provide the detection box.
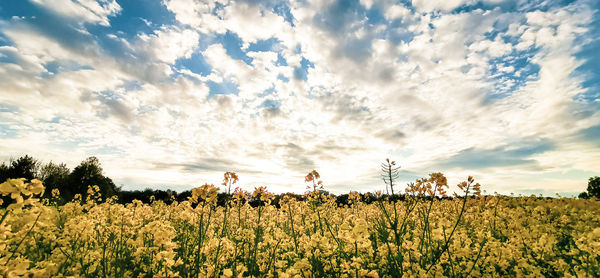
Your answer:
[0,0,599,196]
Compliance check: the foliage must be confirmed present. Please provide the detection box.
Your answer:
[580,176,600,199]
[119,188,190,204]
[67,156,118,201]
[1,155,120,205]
[0,156,41,207]
[1,172,599,277]
[0,155,40,181]
[39,162,70,199]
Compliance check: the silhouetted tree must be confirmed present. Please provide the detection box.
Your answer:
[40,162,71,199]
[68,156,117,200]
[336,193,350,206]
[176,190,191,203]
[0,162,9,181]
[580,176,600,199]
[0,162,10,207]
[0,155,40,207]
[6,155,40,180]
[118,188,191,204]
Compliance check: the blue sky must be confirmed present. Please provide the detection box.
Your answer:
[0,0,599,195]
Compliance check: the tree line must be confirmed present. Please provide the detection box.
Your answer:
[0,155,193,205]
[1,155,598,205]
[0,155,406,206]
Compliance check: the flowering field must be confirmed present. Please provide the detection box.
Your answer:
[1,172,599,277]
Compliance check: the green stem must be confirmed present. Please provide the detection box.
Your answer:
[425,184,471,274]
[7,211,42,262]
[465,239,487,277]
[0,210,9,226]
[288,202,299,253]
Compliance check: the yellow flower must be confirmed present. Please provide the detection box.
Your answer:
[252,186,273,202]
[189,183,219,205]
[222,268,233,278]
[25,179,44,195]
[0,178,25,196]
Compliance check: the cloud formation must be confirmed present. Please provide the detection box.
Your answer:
[0,0,599,196]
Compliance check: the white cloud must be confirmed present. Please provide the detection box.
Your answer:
[137,27,200,64]
[0,0,598,195]
[411,0,473,12]
[385,4,410,21]
[221,3,294,48]
[469,36,513,57]
[31,0,121,26]
[163,0,226,34]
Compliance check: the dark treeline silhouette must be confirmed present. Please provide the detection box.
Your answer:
[0,155,195,205]
[579,176,600,199]
[0,155,413,206]
[2,155,594,206]
[119,189,191,204]
[1,155,119,205]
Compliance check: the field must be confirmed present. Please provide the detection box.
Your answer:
[1,173,599,277]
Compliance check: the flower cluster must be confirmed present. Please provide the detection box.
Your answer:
[189,183,219,206]
[0,178,44,209]
[0,173,598,277]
